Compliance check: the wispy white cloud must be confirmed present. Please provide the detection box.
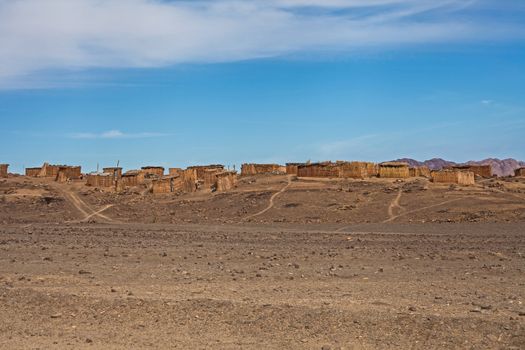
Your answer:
[0,0,523,88]
[68,130,169,139]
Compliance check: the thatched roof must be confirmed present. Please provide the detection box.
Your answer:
[380,162,409,167]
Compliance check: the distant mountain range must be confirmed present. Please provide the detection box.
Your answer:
[391,158,525,177]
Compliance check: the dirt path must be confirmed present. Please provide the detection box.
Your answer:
[80,204,114,222]
[244,176,292,220]
[51,184,115,223]
[387,188,404,220]
[383,197,464,223]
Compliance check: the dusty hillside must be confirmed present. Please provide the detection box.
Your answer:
[2,174,525,226]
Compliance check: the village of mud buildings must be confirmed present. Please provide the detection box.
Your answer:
[1,159,525,349]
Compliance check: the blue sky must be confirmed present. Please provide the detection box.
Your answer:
[1,0,524,173]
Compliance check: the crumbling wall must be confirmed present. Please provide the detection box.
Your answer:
[515,168,525,177]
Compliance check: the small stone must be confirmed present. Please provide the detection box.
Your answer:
[50,313,62,319]
[408,306,416,312]
[86,338,93,343]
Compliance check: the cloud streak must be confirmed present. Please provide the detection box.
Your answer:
[0,0,523,88]
[68,130,169,139]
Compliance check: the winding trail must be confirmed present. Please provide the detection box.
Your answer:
[243,176,292,220]
[387,188,404,221]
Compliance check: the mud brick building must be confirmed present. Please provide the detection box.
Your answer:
[515,168,525,177]
[338,161,377,179]
[285,163,305,175]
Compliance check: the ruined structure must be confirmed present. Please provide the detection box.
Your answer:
[449,165,492,178]
[409,166,431,178]
[241,163,284,176]
[141,166,165,178]
[515,168,525,177]
[0,164,8,178]
[431,170,475,185]
[379,162,410,178]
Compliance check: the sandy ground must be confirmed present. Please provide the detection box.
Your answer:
[0,175,524,349]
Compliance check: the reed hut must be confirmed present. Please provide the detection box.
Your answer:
[169,168,183,176]
[181,168,198,193]
[55,166,81,182]
[431,170,475,185]
[409,166,431,178]
[379,162,410,178]
[103,167,122,181]
[187,165,225,180]
[450,165,492,178]
[241,163,284,176]
[120,170,145,187]
[0,164,8,178]
[25,167,41,177]
[215,171,237,192]
[25,163,81,179]
[338,161,377,179]
[151,176,184,194]
[297,162,340,178]
[86,173,114,187]
[141,166,165,178]
[515,167,525,177]
[286,163,304,175]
